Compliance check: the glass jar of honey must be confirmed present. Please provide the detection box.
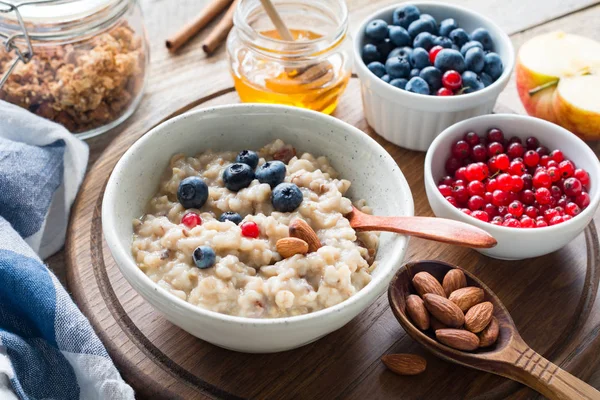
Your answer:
[227,0,352,115]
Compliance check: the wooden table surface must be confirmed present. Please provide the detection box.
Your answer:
[48,0,600,396]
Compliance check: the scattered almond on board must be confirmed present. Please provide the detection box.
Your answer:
[406,269,499,351]
[381,354,427,376]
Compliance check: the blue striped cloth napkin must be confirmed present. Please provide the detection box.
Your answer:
[0,101,134,399]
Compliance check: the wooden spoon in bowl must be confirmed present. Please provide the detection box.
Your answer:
[388,260,600,400]
[347,205,497,248]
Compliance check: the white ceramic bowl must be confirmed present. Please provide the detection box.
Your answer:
[102,104,414,353]
[354,2,515,152]
[424,114,600,260]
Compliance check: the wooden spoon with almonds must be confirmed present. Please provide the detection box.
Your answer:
[388,260,600,400]
[347,205,497,249]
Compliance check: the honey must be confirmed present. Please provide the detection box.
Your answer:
[227,4,354,115]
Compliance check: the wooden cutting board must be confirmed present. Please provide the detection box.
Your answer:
[65,79,600,399]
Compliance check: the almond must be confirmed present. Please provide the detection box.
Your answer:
[276,237,309,258]
[479,316,500,347]
[429,316,447,331]
[412,272,446,298]
[448,287,485,312]
[436,329,480,351]
[381,354,427,376]
[442,269,467,297]
[406,295,430,330]
[422,294,464,328]
[464,302,494,333]
[289,219,322,252]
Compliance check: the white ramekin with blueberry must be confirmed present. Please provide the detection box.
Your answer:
[354,2,514,151]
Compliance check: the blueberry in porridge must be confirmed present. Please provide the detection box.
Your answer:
[131,140,379,318]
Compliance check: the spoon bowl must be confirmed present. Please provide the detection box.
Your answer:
[388,260,600,400]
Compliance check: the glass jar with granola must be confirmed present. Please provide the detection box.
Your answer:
[0,0,149,139]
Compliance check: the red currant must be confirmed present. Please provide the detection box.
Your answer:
[498,206,509,216]
[547,166,560,182]
[484,203,498,218]
[546,160,558,169]
[544,208,559,221]
[487,142,504,157]
[520,189,535,205]
[557,196,568,209]
[437,87,453,96]
[484,191,494,204]
[532,171,551,188]
[509,160,526,175]
[471,210,489,222]
[574,169,590,187]
[451,140,470,159]
[439,176,455,186]
[511,175,524,192]
[471,144,487,162]
[465,162,488,182]
[508,136,522,145]
[446,157,461,175]
[520,216,535,228]
[550,149,564,163]
[508,200,524,217]
[446,196,458,207]
[487,128,504,143]
[486,179,498,192]
[576,192,591,209]
[492,190,508,206]
[562,215,573,222]
[521,174,533,190]
[539,155,550,167]
[507,142,525,159]
[525,206,538,218]
[495,154,510,171]
[536,220,549,228]
[566,202,582,216]
[491,216,503,226]
[467,195,485,210]
[467,180,485,197]
[464,131,480,146]
[429,45,444,63]
[525,137,539,150]
[535,187,552,205]
[181,212,202,228]
[497,173,512,191]
[453,186,469,203]
[460,208,472,215]
[454,179,466,187]
[549,215,563,226]
[442,70,462,91]
[241,221,260,238]
[503,218,521,228]
[438,184,452,197]
[563,177,583,197]
[558,160,575,178]
[523,150,540,167]
[536,146,550,156]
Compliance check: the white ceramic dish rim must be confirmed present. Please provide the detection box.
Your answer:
[424,114,600,234]
[103,103,415,327]
[353,2,515,108]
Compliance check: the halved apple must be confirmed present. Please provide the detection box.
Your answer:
[516,31,600,139]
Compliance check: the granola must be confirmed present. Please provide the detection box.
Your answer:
[0,24,146,134]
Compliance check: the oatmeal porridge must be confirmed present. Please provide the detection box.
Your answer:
[131,140,378,318]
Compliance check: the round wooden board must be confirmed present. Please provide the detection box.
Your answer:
[66,79,600,400]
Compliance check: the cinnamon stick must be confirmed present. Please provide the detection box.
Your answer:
[166,0,233,52]
[202,0,241,55]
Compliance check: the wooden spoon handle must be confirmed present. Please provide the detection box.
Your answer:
[505,348,600,400]
[352,215,497,248]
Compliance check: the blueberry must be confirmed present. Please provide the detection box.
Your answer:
[367,61,386,78]
[387,46,412,60]
[223,163,254,191]
[433,36,453,49]
[272,183,303,212]
[193,246,216,269]
[255,160,286,188]
[377,38,395,59]
[480,72,493,87]
[439,18,457,37]
[362,43,381,64]
[381,74,391,83]
[471,28,494,51]
[235,150,259,169]
[177,176,209,209]
[390,78,408,89]
[465,47,485,74]
[388,26,411,47]
[449,28,470,47]
[219,211,243,225]
[460,40,483,56]
[420,14,438,34]
[483,52,503,80]
[385,56,411,79]
[434,49,466,73]
[407,18,436,38]
[405,76,430,95]
[461,71,484,93]
[410,68,420,78]
[413,32,435,50]
[365,19,388,41]
[392,4,420,28]
[409,47,431,69]
[419,66,442,91]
